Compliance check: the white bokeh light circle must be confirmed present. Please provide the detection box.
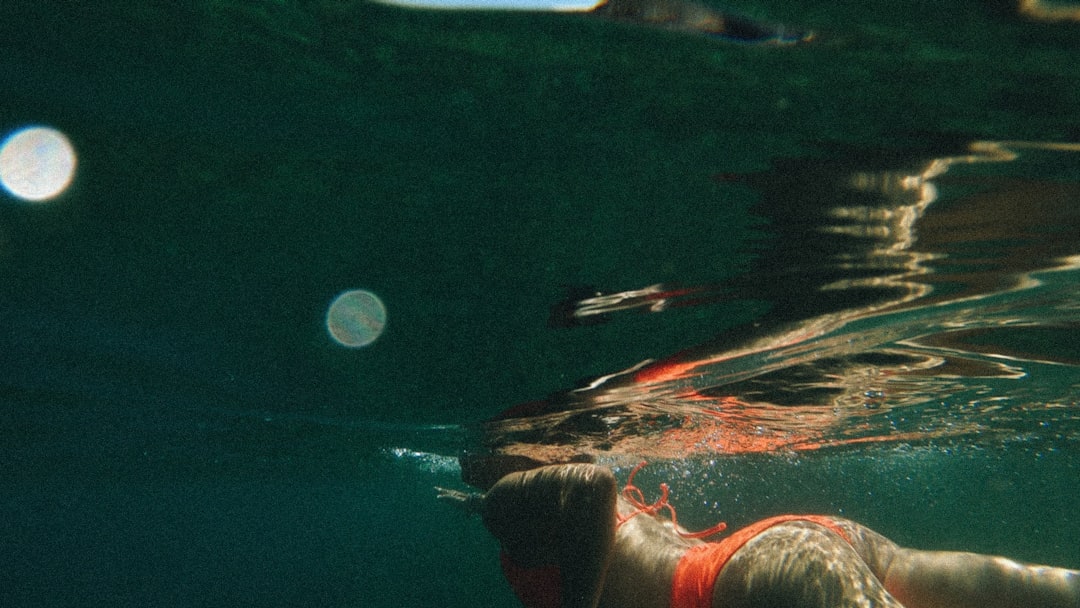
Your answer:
[0,126,78,202]
[326,289,387,348]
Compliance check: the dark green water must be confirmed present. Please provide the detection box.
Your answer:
[1,1,1078,606]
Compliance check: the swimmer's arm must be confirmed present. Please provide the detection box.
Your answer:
[435,486,485,516]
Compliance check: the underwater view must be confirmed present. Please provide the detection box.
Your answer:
[2,0,1078,606]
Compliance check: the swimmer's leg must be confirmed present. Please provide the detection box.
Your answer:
[712,521,907,608]
[881,548,1080,608]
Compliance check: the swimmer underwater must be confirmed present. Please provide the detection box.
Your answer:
[438,462,1079,608]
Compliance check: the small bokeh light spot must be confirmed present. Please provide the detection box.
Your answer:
[0,126,78,202]
[326,289,387,348]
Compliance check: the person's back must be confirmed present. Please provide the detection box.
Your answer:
[450,463,1080,608]
[602,484,693,608]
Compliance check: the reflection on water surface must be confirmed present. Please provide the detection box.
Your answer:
[463,140,1080,489]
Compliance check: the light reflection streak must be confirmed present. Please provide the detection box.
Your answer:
[371,0,812,43]
[1017,0,1080,21]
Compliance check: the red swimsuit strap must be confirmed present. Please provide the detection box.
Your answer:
[616,462,728,539]
[670,515,852,608]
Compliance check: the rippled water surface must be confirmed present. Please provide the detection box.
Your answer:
[465,140,1080,484]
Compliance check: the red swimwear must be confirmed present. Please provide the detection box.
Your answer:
[500,551,562,608]
[670,515,852,608]
[498,515,849,608]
